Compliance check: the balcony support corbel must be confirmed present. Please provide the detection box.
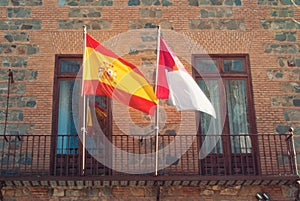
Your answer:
[0,181,4,201]
[295,180,300,201]
[155,181,162,201]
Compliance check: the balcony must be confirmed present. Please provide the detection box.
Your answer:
[0,134,298,187]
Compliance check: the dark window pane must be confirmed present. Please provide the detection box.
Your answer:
[95,96,107,110]
[60,60,81,73]
[224,59,244,72]
[195,59,218,73]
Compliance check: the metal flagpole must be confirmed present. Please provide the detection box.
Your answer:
[81,25,87,175]
[154,26,161,176]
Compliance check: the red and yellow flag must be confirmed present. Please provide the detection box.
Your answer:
[82,34,157,115]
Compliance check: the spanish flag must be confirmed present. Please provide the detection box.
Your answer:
[82,33,158,115]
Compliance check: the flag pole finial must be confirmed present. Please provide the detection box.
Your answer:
[83,25,87,35]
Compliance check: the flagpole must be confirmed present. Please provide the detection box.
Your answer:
[81,25,87,175]
[154,26,161,176]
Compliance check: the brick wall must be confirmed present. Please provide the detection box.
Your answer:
[0,0,299,200]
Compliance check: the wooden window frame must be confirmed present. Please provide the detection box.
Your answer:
[192,54,258,175]
[51,54,112,176]
[192,54,257,135]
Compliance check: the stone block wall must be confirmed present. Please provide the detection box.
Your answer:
[1,184,298,201]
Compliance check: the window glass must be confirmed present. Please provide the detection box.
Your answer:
[226,80,249,134]
[57,80,79,154]
[194,59,218,73]
[225,80,251,153]
[198,80,223,154]
[60,60,81,73]
[58,0,66,6]
[224,59,244,72]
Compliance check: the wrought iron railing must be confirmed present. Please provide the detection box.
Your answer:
[0,134,297,178]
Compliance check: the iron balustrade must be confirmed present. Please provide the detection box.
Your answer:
[0,134,297,178]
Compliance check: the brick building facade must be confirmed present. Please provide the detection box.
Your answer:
[0,0,300,200]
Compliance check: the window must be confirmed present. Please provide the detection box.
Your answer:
[193,54,257,175]
[54,57,81,155]
[52,55,111,176]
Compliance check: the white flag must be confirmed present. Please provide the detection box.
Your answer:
[157,37,216,118]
